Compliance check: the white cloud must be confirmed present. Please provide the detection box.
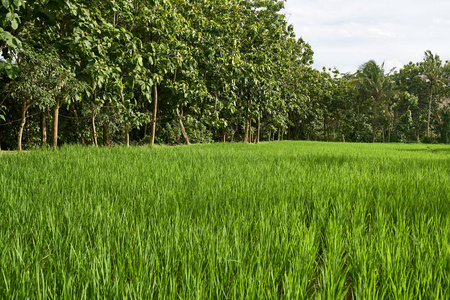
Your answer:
[282,0,450,72]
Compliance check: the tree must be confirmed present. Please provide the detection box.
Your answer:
[392,62,428,141]
[7,48,63,150]
[357,60,394,142]
[419,51,445,138]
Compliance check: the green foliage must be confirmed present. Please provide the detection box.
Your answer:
[1,0,450,147]
[0,104,5,121]
[7,47,79,110]
[155,121,181,145]
[0,0,23,80]
[439,108,450,144]
[183,116,213,144]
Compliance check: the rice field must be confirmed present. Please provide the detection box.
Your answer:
[1,141,449,299]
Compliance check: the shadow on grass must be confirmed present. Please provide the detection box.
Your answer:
[397,147,450,154]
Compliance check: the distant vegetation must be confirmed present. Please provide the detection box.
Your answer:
[1,1,450,150]
[1,142,449,298]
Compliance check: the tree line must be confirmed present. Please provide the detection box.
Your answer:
[1,0,449,150]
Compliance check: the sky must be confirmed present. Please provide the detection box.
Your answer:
[282,0,450,73]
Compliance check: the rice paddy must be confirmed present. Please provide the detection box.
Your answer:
[1,141,449,299]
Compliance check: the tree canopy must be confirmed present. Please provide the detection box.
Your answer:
[1,1,449,149]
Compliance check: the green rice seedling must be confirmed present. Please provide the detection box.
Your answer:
[317,217,351,299]
[0,142,449,298]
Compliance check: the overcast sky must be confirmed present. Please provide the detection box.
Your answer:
[282,0,450,73]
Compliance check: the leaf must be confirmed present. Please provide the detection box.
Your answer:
[0,28,13,46]
[5,63,19,79]
[0,59,18,79]
[13,0,23,6]
[0,115,5,121]
[2,0,9,9]
[11,19,18,30]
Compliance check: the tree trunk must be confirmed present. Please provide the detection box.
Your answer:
[427,85,433,138]
[52,98,60,148]
[231,124,237,143]
[18,100,28,151]
[103,119,110,146]
[150,82,158,146]
[244,112,250,144]
[249,121,253,143]
[41,109,47,147]
[92,106,98,147]
[177,108,190,145]
[278,126,281,141]
[125,123,130,147]
[222,128,226,143]
[256,116,260,143]
[120,88,129,147]
[372,98,378,143]
[388,126,391,143]
[71,102,85,145]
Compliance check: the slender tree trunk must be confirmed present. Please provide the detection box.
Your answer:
[120,88,129,147]
[125,123,130,147]
[102,100,110,146]
[231,124,237,143]
[18,100,29,151]
[177,108,190,145]
[249,121,253,143]
[256,116,260,143]
[427,85,433,138]
[71,102,85,145]
[92,106,98,147]
[372,98,378,143]
[103,120,110,146]
[52,98,60,148]
[222,128,226,143]
[150,82,158,146]
[388,126,391,143]
[244,113,250,144]
[278,126,281,141]
[41,109,47,147]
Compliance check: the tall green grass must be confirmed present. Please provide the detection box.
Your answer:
[1,142,449,298]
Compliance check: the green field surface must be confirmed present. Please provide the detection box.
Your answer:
[1,142,449,299]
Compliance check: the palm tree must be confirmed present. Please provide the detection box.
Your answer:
[357,60,393,143]
[419,51,444,138]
